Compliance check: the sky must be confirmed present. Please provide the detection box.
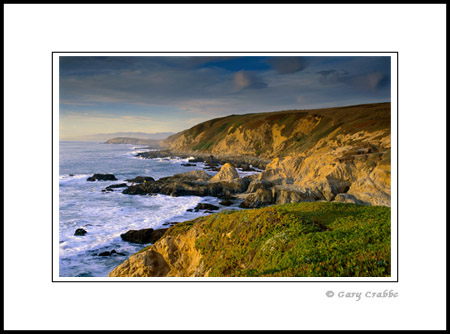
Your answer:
[59,55,391,139]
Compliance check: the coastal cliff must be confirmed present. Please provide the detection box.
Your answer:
[109,103,393,277]
[164,103,391,206]
[109,202,391,277]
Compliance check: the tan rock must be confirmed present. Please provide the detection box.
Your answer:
[173,170,212,182]
[334,193,365,205]
[165,103,391,206]
[246,179,272,193]
[108,251,170,277]
[240,188,273,208]
[109,224,206,278]
[210,163,240,182]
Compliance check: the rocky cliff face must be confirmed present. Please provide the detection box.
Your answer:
[164,103,391,206]
[260,130,391,206]
[109,223,205,277]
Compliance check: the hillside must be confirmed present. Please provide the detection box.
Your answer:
[109,202,391,277]
[105,137,162,147]
[164,103,391,206]
[165,103,390,159]
[70,132,174,141]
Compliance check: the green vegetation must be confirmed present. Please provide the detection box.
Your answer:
[186,202,391,277]
[193,140,214,151]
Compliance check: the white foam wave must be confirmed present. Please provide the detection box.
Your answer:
[59,193,204,258]
[59,174,90,180]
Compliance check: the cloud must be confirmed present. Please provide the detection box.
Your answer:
[268,57,308,74]
[342,72,389,91]
[317,69,348,85]
[296,96,306,104]
[317,69,389,91]
[58,56,391,137]
[232,71,267,92]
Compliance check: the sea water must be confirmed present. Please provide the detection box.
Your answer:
[58,141,260,277]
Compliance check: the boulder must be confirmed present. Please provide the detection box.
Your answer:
[219,199,234,206]
[188,157,204,163]
[246,179,273,193]
[104,183,128,191]
[273,185,323,204]
[210,163,240,182]
[194,203,219,211]
[87,174,118,181]
[273,188,304,204]
[122,184,157,195]
[74,228,87,236]
[121,228,168,244]
[219,178,250,195]
[98,251,111,256]
[275,188,311,204]
[98,250,126,256]
[125,176,155,184]
[113,250,126,256]
[166,170,212,182]
[240,189,273,208]
[122,169,247,198]
[334,193,367,205]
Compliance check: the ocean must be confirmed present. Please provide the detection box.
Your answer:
[58,141,258,277]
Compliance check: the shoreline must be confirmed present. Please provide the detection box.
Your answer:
[136,149,271,171]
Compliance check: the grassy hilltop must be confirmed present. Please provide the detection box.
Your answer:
[165,102,390,159]
[109,202,391,277]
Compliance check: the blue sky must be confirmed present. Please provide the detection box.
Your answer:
[59,55,391,139]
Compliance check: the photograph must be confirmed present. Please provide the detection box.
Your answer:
[5,3,446,331]
[55,53,395,279]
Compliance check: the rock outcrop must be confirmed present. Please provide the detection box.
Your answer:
[87,174,118,181]
[103,183,128,192]
[136,151,269,170]
[109,223,204,277]
[74,228,87,236]
[98,250,126,257]
[193,203,220,211]
[246,179,273,193]
[210,163,239,182]
[240,189,273,208]
[160,103,391,206]
[122,170,251,198]
[125,176,155,184]
[120,228,168,244]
